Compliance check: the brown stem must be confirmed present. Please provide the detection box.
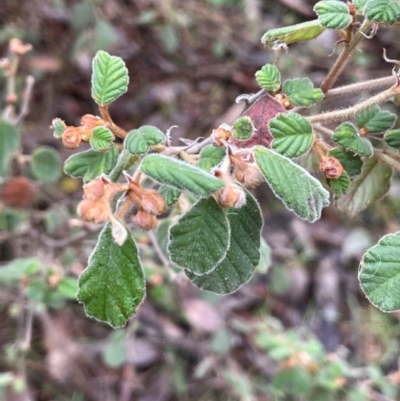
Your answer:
[99,105,127,139]
[321,20,374,93]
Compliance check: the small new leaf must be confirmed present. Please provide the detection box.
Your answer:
[254,146,330,222]
[384,129,400,151]
[270,113,313,158]
[255,64,281,91]
[141,154,225,196]
[51,118,66,138]
[197,144,225,171]
[355,106,396,134]
[0,119,21,179]
[139,125,165,145]
[261,20,325,47]
[77,223,145,328]
[168,197,230,275]
[158,185,181,206]
[364,0,400,24]
[91,50,129,106]
[232,116,255,141]
[186,191,263,294]
[124,129,149,154]
[327,172,350,194]
[337,156,392,215]
[314,1,352,29]
[90,126,114,151]
[359,231,400,312]
[31,146,62,183]
[328,147,363,177]
[333,122,373,156]
[64,145,119,182]
[282,78,324,107]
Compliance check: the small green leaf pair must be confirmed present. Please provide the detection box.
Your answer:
[124,126,165,155]
[256,65,324,108]
[169,192,263,294]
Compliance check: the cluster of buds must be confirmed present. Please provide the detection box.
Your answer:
[211,123,233,146]
[125,176,166,231]
[77,176,127,224]
[273,93,292,109]
[52,114,107,149]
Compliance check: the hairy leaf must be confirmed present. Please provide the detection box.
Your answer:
[355,106,396,133]
[141,154,225,196]
[51,118,66,138]
[328,147,363,177]
[77,223,145,328]
[364,0,400,24]
[90,126,114,151]
[158,185,181,206]
[31,146,62,183]
[124,129,149,154]
[186,191,263,293]
[336,156,392,215]
[261,20,325,47]
[384,129,400,151]
[254,146,330,222]
[333,122,373,156]
[327,172,350,194]
[64,145,119,182]
[255,64,281,91]
[270,113,313,158]
[0,119,20,179]
[168,197,230,275]
[91,50,129,106]
[232,116,255,140]
[139,125,165,145]
[197,144,225,171]
[282,78,324,107]
[359,231,400,312]
[314,1,352,29]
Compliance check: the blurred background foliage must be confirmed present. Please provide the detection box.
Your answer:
[1,0,400,400]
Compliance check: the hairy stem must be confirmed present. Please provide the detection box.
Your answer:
[308,85,400,124]
[321,20,374,93]
[376,149,400,171]
[99,105,127,139]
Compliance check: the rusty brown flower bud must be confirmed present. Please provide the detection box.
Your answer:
[62,127,82,149]
[81,114,105,128]
[230,150,264,189]
[133,209,158,231]
[319,156,344,179]
[213,169,246,209]
[212,123,232,146]
[141,190,166,215]
[77,199,109,224]
[82,178,106,200]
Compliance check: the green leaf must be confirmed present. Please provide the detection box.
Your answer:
[91,50,129,106]
[139,125,165,145]
[282,78,324,107]
[232,116,255,140]
[168,197,230,275]
[255,64,281,91]
[158,185,181,206]
[89,126,114,151]
[364,0,400,24]
[314,1,352,29]
[51,118,66,138]
[354,0,368,11]
[186,191,263,293]
[328,147,363,176]
[327,172,350,194]
[57,277,78,298]
[102,330,127,368]
[355,106,396,134]
[333,122,373,156]
[64,145,119,183]
[359,231,400,312]
[31,146,62,183]
[254,146,330,222]
[336,156,392,215]
[124,129,149,154]
[0,258,40,285]
[273,367,312,395]
[197,144,225,171]
[141,154,225,196]
[384,129,400,151]
[0,119,20,179]
[77,223,145,328]
[269,113,313,158]
[261,20,325,47]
